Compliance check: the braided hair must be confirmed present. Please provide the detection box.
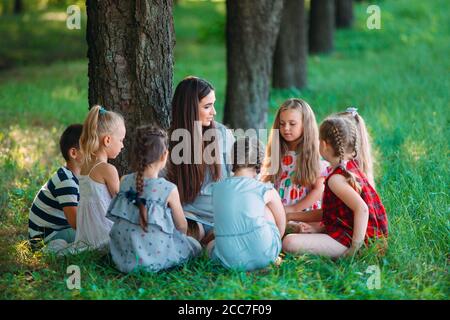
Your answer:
[133,125,168,232]
[319,117,361,193]
[336,108,375,187]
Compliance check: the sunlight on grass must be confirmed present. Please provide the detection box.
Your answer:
[402,138,428,162]
[14,240,43,268]
[40,12,67,22]
[51,85,81,102]
[5,125,59,170]
[376,111,393,132]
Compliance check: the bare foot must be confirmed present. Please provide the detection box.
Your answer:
[298,222,314,233]
[286,221,301,234]
[274,253,285,267]
[297,222,324,233]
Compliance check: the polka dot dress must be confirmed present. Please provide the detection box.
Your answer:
[275,151,330,210]
[106,174,202,273]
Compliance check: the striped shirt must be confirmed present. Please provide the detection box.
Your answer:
[28,166,79,244]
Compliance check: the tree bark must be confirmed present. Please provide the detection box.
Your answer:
[86,0,174,175]
[224,0,284,131]
[309,0,335,54]
[273,0,307,89]
[335,0,353,28]
[13,0,23,14]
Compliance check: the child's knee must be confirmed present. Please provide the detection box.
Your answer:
[282,234,299,253]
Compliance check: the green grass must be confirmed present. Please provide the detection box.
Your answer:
[0,0,449,299]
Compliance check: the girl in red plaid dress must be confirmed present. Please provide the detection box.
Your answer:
[336,107,376,188]
[282,117,388,258]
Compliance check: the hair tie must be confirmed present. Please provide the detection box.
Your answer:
[98,106,108,115]
[346,107,358,117]
[125,188,146,207]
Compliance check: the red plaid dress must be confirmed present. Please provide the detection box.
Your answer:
[321,160,388,248]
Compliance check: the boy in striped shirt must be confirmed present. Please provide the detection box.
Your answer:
[28,124,83,248]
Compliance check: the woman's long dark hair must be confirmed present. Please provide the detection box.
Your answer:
[166,76,221,204]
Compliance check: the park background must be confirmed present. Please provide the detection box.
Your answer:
[0,0,448,299]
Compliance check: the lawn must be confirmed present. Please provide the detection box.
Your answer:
[0,0,448,299]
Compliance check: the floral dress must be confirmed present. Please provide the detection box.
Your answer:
[274,151,329,210]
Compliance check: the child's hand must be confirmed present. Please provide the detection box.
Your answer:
[297,222,315,233]
[342,242,363,258]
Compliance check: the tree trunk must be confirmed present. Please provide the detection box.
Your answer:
[86,0,174,175]
[273,0,307,89]
[13,0,23,14]
[309,0,335,54]
[224,0,284,131]
[335,0,353,28]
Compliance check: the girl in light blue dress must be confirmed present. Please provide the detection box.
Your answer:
[208,137,286,271]
[107,126,201,273]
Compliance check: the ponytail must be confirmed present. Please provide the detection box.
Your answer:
[79,105,124,164]
[338,164,362,194]
[80,105,101,163]
[353,114,375,186]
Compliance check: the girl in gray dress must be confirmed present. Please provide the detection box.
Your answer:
[107,126,201,273]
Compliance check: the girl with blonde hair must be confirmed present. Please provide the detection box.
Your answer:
[75,105,126,250]
[261,98,329,216]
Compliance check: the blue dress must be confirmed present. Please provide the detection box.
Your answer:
[210,177,282,271]
[106,174,202,273]
[183,121,234,227]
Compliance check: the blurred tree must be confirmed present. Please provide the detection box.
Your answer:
[335,0,353,28]
[86,0,174,175]
[272,0,307,89]
[13,0,23,14]
[309,0,335,54]
[224,0,284,130]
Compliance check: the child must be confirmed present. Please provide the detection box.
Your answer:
[261,98,329,217]
[74,105,126,250]
[336,107,376,188]
[28,124,83,249]
[208,137,286,271]
[107,126,201,273]
[282,117,388,258]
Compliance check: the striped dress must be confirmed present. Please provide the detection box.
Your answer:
[28,167,79,245]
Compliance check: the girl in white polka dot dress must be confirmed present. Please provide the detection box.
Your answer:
[261,99,329,224]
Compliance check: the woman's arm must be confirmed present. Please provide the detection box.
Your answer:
[167,187,188,234]
[285,177,325,213]
[328,174,369,255]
